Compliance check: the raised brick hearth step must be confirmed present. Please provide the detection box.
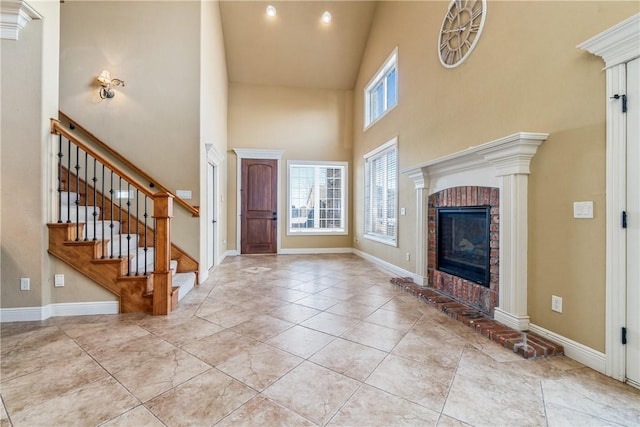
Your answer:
[390,277,564,360]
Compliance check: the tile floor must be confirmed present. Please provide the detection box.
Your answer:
[1,254,639,426]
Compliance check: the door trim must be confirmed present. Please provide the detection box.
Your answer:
[234,149,285,255]
[578,13,640,381]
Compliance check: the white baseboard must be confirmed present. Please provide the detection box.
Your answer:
[494,308,530,331]
[529,323,606,374]
[279,247,353,255]
[352,249,423,285]
[224,250,239,258]
[0,301,119,323]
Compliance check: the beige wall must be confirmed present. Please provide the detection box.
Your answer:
[59,1,201,257]
[227,83,354,251]
[199,0,228,277]
[1,1,60,309]
[353,1,638,352]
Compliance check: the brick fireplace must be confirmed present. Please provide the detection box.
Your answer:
[428,186,499,315]
[402,132,548,331]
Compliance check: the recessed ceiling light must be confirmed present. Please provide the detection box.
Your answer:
[321,11,332,24]
[266,5,276,17]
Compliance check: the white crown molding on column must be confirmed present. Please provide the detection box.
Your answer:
[577,13,640,69]
[402,132,549,331]
[1,0,42,40]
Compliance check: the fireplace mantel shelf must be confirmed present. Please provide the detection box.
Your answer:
[401,131,549,332]
[401,132,549,188]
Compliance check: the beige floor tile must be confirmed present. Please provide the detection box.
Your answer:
[0,398,9,427]
[267,303,322,324]
[266,325,335,358]
[436,414,473,426]
[295,294,342,311]
[301,311,360,336]
[90,333,179,373]
[1,329,86,383]
[196,303,257,328]
[182,329,259,366]
[310,338,387,381]
[145,316,225,347]
[101,405,165,427]
[230,314,294,341]
[1,353,108,414]
[326,300,379,320]
[111,347,211,402]
[364,307,421,331]
[263,361,360,426]
[366,354,454,412]
[543,401,626,427]
[316,286,357,301]
[216,342,303,391]
[328,384,440,426]
[540,368,640,426]
[392,330,465,370]
[262,285,312,303]
[341,321,406,352]
[146,369,256,427]
[345,292,394,308]
[216,395,316,427]
[443,372,546,426]
[293,281,331,294]
[10,377,138,427]
[73,323,151,353]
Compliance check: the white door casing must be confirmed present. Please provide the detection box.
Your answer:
[207,163,216,269]
[578,13,640,384]
[626,57,639,388]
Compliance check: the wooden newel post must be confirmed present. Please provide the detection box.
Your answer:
[153,192,174,315]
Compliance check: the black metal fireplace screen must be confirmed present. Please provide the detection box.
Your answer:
[436,206,490,286]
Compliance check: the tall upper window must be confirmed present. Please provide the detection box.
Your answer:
[364,47,398,129]
[364,138,398,246]
[288,161,348,235]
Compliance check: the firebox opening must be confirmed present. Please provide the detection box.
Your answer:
[436,206,491,287]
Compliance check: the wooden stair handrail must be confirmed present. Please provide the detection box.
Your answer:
[52,119,157,199]
[57,112,200,217]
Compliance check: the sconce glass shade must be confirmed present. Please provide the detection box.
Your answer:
[266,5,276,17]
[321,11,332,24]
[97,69,111,86]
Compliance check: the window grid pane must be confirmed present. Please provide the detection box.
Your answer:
[289,163,346,234]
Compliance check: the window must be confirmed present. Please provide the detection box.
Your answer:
[288,161,348,235]
[364,47,398,129]
[364,138,398,246]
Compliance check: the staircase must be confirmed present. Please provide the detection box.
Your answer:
[48,116,199,315]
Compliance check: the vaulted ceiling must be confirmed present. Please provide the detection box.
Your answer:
[219,1,378,90]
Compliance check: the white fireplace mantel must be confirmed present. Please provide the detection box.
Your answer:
[402,132,549,331]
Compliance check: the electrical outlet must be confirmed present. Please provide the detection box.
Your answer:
[551,295,563,313]
[20,277,30,291]
[54,274,64,287]
[406,252,411,261]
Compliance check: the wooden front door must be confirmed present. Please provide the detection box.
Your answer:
[241,159,278,254]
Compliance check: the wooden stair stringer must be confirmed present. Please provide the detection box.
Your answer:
[48,223,154,313]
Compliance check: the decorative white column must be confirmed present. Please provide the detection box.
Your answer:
[1,0,42,40]
[402,132,548,331]
[478,134,546,331]
[405,169,429,285]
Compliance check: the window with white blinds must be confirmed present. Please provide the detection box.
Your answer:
[288,161,348,235]
[364,138,398,246]
[364,47,398,130]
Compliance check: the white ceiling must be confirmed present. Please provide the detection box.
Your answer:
[219,1,378,90]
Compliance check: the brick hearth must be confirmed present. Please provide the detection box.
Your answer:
[390,277,564,359]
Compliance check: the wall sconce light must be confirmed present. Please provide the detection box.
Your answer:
[97,70,125,99]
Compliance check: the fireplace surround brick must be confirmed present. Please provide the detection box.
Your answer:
[428,186,499,315]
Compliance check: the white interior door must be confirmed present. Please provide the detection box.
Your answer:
[626,57,640,388]
[207,163,217,269]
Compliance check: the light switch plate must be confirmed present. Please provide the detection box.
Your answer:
[573,201,593,219]
[54,274,64,287]
[176,190,192,200]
